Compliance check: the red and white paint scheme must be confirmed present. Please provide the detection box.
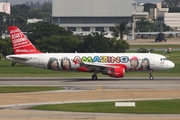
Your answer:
[6,26,175,80]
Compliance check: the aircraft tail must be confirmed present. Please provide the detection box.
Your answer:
[8,26,41,54]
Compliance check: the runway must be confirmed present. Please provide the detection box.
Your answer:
[1,77,180,89]
[0,77,180,120]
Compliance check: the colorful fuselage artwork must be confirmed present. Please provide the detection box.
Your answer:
[47,55,151,71]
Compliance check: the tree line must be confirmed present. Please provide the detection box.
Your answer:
[0,3,51,36]
[27,22,130,53]
[25,0,52,13]
[0,22,130,59]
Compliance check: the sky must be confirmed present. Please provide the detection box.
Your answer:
[1,0,163,4]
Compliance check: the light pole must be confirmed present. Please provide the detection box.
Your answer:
[132,14,135,40]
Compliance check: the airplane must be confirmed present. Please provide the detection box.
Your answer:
[5,26,175,80]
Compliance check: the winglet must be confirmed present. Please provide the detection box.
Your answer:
[8,26,41,54]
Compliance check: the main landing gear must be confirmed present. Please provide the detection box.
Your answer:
[149,70,154,80]
[92,74,98,80]
[91,71,99,80]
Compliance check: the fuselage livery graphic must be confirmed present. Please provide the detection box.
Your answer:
[6,26,175,80]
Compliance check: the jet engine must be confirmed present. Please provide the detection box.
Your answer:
[107,68,125,78]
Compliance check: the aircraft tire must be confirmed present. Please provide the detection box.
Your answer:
[92,74,98,80]
[149,76,154,80]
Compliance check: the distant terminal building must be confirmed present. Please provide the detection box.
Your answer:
[51,0,133,37]
[27,18,43,24]
[164,13,180,30]
[0,2,10,14]
[149,2,180,30]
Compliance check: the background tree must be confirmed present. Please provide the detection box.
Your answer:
[162,0,180,7]
[135,18,172,32]
[79,32,129,53]
[112,22,129,40]
[79,32,112,52]
[41,1,52,13]
[160,23,173,31]
[12,4,50,19]
[0,38,13,57]
[162,0,180,12]
[35,35,80,53]
[25,0,52,13]
[27,22,73,44]
[0,13,4,36]
[0,12,9,36]
[168,7,180,12]
[114,39,129,53]
[136,18,159,32]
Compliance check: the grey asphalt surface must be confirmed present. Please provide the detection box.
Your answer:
[0,77,180,89]
[0,77,180,120]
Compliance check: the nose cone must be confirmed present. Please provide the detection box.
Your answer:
[167,61,175,69]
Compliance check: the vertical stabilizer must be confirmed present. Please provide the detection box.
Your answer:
[8,26,41,54]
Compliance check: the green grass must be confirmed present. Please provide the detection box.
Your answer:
[0,86,63,93]
[130,44,180,49]
[0,59,93,77]
[0,51,179,77]
[30,99,180,114]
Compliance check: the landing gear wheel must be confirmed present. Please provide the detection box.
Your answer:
[149,70,154,80]
[92,74,97,80]
[149,76,154,80]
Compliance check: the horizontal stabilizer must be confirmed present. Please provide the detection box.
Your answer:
[6,56,30,61]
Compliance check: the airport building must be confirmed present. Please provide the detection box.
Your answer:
[164,13,180,30]
[27,18,43,24]
[0,2,10,14]
[150,2,180,30]
[51,0,133,37]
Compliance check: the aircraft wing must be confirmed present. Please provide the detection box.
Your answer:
[79,62,119,70]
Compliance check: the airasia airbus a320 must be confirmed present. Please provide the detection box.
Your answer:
[6,26,175,80]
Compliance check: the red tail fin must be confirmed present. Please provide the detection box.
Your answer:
[8,26,41,54]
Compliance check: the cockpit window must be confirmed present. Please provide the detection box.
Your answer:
[160,58,167,61]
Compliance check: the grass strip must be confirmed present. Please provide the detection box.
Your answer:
[30,99,180,114]
[130,44,180,49]
[0,86,63,93]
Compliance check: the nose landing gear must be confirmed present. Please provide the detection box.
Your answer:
[149,70,154,80]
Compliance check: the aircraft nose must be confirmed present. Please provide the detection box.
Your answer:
[168,61,175,69]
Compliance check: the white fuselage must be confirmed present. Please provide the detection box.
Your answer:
[6,53,175,72]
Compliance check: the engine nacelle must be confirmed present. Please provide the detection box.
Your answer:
[107,68,125,78]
